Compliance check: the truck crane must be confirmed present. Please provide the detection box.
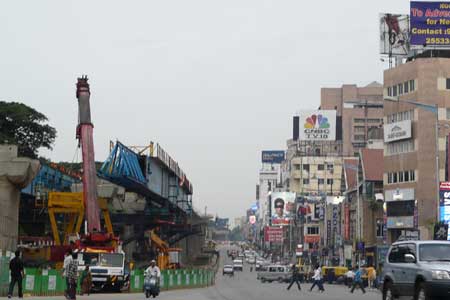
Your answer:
[73,76,126,291]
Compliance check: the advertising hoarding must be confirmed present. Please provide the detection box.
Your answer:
[264,226,284,243]
[410,1,450,48]
[379,13,410,56]
[262,151,285,164]
[384,120,412,143]
[296,110,336,141]
[439,181,450,240]
[271,192,295,225]
[304,235,320,244]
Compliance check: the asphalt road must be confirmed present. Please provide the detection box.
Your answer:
[22,249,381,300]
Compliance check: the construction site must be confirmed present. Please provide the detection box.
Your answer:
[0,76,217,295]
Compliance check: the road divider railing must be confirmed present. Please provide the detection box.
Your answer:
[0,255,215,297]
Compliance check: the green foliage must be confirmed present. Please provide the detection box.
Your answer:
[0,101,56,158]
[229,226,244,241]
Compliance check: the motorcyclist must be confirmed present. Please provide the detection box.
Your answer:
[145,260,161,279]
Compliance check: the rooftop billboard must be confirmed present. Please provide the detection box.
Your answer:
[297,110,336,141]
[410,1,450,48]
[261,150,285,164]
[379,13,410,56]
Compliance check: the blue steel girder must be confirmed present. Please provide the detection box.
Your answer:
[99,141,147,186]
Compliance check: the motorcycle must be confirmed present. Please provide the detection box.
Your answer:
[144,274,160,298]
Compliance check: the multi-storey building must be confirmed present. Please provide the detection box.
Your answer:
[383,57,450,241]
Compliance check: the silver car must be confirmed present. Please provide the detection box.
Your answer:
[382,240,450,300]
[257,265,291,283]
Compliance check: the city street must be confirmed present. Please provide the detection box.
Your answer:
[22,250,381,300]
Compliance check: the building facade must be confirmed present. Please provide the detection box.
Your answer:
[383,57,450,241]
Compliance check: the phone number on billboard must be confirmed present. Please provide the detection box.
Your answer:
[426,37,450,45]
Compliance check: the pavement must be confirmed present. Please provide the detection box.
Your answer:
[17,248,381,300]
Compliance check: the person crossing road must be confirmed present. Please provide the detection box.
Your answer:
[286,264,301,291]
[309,265,324,292]
[350,265,366,294]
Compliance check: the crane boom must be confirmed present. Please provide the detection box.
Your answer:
[76,76,101,232]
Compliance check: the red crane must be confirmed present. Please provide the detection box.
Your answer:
[76,76,101,233]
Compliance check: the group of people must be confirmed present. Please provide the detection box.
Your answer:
[62,249,92,300]
[7,249,92,300]
[286,264,374,294]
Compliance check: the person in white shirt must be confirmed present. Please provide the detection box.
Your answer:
[309,265,324,292]
[62,249,73,298]
[145,260,161,279]
[345,268,355,288]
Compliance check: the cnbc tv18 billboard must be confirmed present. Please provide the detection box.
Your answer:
[410,1,450,48]
[297,110,336,141]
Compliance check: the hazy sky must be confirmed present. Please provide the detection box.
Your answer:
[0,1,408,221]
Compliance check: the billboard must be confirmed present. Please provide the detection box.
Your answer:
[439,181,450,240]
[384,120,412,143]
[410,1,450,48]
[379,13,410,56]
[271,192,295,225]
[297,110,336,141]
[262,151,285,164]
[264,226,284,243]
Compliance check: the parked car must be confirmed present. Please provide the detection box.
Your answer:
[233,259,243,271]
[223,264,234,276]
[257,265,291,283]
[381,240,450,300]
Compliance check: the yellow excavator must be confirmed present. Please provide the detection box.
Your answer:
[146,230,182,270]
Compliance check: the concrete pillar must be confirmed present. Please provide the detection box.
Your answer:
[0,145,40,252]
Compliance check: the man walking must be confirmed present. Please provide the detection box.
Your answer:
[286,264,301,291]
[62,249,73,298]
[350,265,366,294]
[345,267,355,288]
[309,265,324,292]
[67,253,78,300]
[8,250,24,299]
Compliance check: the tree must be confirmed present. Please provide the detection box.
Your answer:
[0,101,56,158]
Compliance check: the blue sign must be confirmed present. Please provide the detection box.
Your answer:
[251,203,258,212]
[410,1,450,46]
[262,151,285,164]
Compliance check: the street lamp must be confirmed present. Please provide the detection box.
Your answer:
[384,96,440,222]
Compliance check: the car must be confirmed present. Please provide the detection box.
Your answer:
[223,264,234,276]
[257,265,291,283]
[381,240,450,300]
[233,259,243,271]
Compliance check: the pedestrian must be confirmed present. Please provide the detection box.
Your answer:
[287,264,301,291]
[80,265,92,296]
[67,253,78,300]
[345,267,355,288]
[62,249,73,298]
[8,250,24,299]
[350,265,366,294]
[309,265,324,292]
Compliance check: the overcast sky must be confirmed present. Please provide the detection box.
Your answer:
[0,1,408,221]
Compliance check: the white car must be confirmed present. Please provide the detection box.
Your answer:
[223,264,234,276]
[233,259,243,271]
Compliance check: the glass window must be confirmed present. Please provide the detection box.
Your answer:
[386,200,415,217]
[410,79,415,91]
[404,81,409,93]
[398,83,403,95]
[354,126,365,132]
[317,164,324,171]
[376,219,384,237]
[419,243,450,261]
[393,85,398,96]
[294,164,301,170]
[303,179,310,185]
[447,78,450,90]
[410,170,415,181]
[387,173,392,184]
[318,178,324,185]
[388,87,392,96]
[399,171,404,182]
[327,164,334,171]
[388,246,402,263]
[307,227,319,235]
[404,170,409,182]
[303,164,310,171]
[393,172,398,183]
[327,179,333,185]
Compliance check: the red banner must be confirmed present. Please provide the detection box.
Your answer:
[304,235,320,243]
[344,204,350,240]
[264,226,284,243]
